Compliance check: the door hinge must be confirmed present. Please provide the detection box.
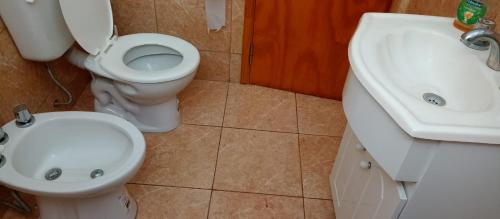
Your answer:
[249,44,254,64]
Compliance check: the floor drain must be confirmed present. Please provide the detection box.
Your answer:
[45,168,62,181]
[90,169,104,179]
[422,93,446,106]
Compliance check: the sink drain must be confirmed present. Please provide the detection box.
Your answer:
[90,169,104,179]
[45,168,62,181]
[422,93,446,106]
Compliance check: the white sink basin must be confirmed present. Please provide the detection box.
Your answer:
[349,13,500,144]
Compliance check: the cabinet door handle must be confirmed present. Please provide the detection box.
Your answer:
[355,144,366,151]
[360,160,371,169]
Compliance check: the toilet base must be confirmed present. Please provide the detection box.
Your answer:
[36,187,137,219]
[95,97,181,133]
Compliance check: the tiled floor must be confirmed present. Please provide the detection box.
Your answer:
[1,79,346,219]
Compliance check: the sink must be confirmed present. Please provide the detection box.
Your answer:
[349,13,500,144]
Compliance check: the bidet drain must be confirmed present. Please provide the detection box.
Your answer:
[422,93,446,106]
[45,168,62,181]
[0,155,5,168]
[90,169,104,179]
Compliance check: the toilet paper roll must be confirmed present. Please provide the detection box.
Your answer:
[205,0,226,31]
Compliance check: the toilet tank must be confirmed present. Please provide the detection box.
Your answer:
[0,0,74,61]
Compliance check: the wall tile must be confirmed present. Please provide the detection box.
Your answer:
[155,0,232,52]
[112,0,157,35]
[392,0,500,32]
[229,53,241,83]
[196,51,230,81]
[0,31,53,123]
[38,59,91,112]
[231,0,244,54]
[0,20,90,123]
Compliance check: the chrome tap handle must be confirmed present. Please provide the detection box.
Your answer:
[13,104,35,128]
[471,19,497,51]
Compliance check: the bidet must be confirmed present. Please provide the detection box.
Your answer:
[0,110,146,219]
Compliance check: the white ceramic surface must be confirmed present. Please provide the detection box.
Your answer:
[0,112,145,219]
[349,13,500,144]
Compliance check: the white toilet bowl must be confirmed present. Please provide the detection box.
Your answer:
[59,0,200,132]
[0,112,145,219]
[68,33,199,132]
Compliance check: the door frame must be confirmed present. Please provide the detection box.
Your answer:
[240,0,255,84]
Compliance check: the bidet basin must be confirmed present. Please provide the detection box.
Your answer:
[0,112,145,198]
[349,13,500,144]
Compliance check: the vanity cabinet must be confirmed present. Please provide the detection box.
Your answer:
[330,125,407,219]
[332,72,500,219]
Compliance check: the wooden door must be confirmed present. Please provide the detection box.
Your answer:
[243,0,392,99]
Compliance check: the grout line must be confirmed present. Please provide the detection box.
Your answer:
[127,182,330,201]
[295,93,307,218]
[211,188,303,199]
[206,79,230,218]
[192,78,231,83]
[303,197,334,201]
[127,182,210,191]
[153,0,159,33]
[181,122,343,139]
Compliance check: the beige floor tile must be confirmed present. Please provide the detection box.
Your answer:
[179,80,228,126]
[224,84,297,133]
[304,198,336,219]
[208,191,304,219]
[196,51,230,82]
[127,184,211,219]
[300,135,340,199]
[214,128,302,196]
[296,94,346,136]
[131,125,221,189]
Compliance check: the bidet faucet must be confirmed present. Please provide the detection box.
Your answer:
[461,28,500,71]
[13,104,35,128]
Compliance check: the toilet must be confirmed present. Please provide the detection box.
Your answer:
[60,0,200,132]
[0,0,200,133]
[0,111,146,219]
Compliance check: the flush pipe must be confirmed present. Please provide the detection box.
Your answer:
[65,47,89,69]
[46,63,73,106]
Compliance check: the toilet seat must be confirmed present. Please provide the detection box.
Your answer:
[98,33,200,84]
[59,0,199,84]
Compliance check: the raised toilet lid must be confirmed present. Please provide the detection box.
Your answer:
[59,0,113,55]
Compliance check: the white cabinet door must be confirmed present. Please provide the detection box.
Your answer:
[330,125,407,219]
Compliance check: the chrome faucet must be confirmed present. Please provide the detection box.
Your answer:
[461,28,500,71]
[13,104,35,128]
